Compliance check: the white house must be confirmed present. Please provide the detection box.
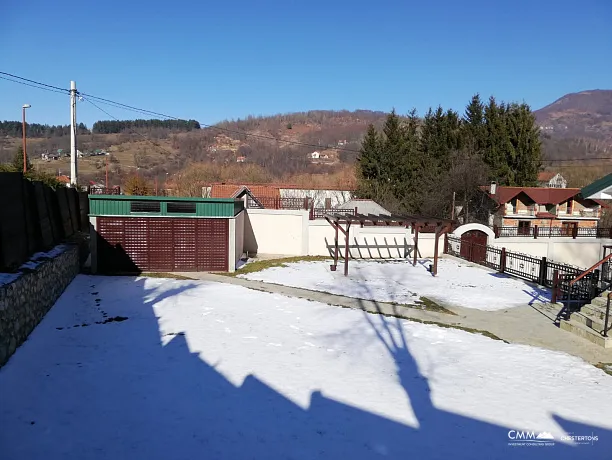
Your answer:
[310,151,320,159]
[537,172,567,188]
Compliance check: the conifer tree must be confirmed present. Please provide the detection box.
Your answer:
[12,146,33,172]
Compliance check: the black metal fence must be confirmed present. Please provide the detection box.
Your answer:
[246,196,311,210]
[494,225,612,239]
[309,207,356,220]
[445,235,602,305]
[0,172,89,272]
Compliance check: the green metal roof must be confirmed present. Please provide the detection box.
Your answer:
[581,173,612,199]
[89,195,243,218]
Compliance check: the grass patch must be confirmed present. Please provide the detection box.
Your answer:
[595,363,612,376]
[368,308,507,342]
[223,256,330,277]
[414,296,456,315]
[140,272,196,280]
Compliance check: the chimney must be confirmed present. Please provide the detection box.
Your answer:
[490,181,497,195]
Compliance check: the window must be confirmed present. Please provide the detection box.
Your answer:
[518,221,531,236]
[130,201,161,213]
[561,222,577,236]
[167,202,196,213]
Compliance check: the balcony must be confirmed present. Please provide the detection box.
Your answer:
[505,205,537,217]
[557,209,599,219]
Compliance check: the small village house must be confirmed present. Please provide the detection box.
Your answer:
[537,171,567,188]
[483,183,603,235]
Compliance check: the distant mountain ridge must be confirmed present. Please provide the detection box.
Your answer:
[535,89,612,156]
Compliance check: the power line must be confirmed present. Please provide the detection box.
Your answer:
[1,70,362,152]
[6,71,612,162]
[542,157,612,163]
[0,75,69,95]
[0,71,69,94]
[82,96,178,159]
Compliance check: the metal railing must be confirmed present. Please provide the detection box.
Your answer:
[246,196,311,210]
[310,207,356,220]
[493,225,611,239]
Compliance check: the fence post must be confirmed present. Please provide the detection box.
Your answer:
[609,227,612,239]
[493,225,499,238]
[552,270,559,303]
[444,233,448,254]
[572,225,578,239]
[534,225,538,239]
[303,198,309,210]
[592,268,601,299]
[500,247,506,273]
[539,256,547,285]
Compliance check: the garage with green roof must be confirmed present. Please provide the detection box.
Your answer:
[89,195,245,273]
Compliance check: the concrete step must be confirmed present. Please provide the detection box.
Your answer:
[591,296,609,307]
[581,303,608,320]
[560,319,612,348]
[572,311,608,334]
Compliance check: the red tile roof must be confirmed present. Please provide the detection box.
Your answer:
[210,184,280,199]
[537,171,557,182]
[57,175,70,184]
[207,182,355,192]
[486,186,581,205]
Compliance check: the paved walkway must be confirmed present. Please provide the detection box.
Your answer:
[175,272,612,365]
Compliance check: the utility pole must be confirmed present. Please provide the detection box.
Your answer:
[105,155,109,190]
[22,104,31,173]
[70,81,78,187]
[451,191,456,220]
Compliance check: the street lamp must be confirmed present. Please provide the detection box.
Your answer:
[22,104,31,173]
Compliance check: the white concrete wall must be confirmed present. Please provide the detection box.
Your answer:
[488,237,612,268]
[245,208,309,256]
[242,209,446,259]
[234,210,245,267]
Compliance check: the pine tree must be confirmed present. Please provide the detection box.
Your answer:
[462,94,486,154]
[484,97,512,184]
[356,124,383,199]
[506,103,542,186]
[12,146,33,172]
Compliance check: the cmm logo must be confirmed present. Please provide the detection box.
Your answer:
[508,431,555,446]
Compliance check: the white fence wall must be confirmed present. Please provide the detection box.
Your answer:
[244,209,444,259]
[489,238,612,268]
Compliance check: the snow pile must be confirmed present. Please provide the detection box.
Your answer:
[0,275,609,459]
[240,258,550,311]
[0,244,69,286]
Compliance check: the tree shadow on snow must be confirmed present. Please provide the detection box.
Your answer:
[1,273,611,460]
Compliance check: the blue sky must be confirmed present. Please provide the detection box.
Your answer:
[1,0,610,127]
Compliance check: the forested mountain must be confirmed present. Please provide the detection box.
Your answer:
[535,90,612,159]
[0,121,89,137]
[92,119,201,134]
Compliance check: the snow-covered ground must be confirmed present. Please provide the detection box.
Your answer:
[0,275,610,459]
[240,258,550,311]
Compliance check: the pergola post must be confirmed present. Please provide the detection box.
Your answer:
[413,224,420,266]
[433,225,446,276]
[333,223,339,269]
[344,222,351,276]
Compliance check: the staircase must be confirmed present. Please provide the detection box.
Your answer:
[560,291,612,348]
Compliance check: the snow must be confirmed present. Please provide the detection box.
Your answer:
[0,244,70,286]
[0,275,610,459]
[240,258,551,311]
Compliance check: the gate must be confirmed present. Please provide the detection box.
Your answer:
[460,230,488,263]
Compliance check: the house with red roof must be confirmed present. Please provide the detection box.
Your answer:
[483,183,603,235]
[537,171,567,188]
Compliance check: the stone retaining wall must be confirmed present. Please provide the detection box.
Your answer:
[0,244,80,367]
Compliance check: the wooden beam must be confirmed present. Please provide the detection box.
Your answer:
[413,224,420,266]
[333,222,339,269]
[344,222,351,276]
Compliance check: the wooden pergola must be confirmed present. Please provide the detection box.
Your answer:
[324,212,454,276]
